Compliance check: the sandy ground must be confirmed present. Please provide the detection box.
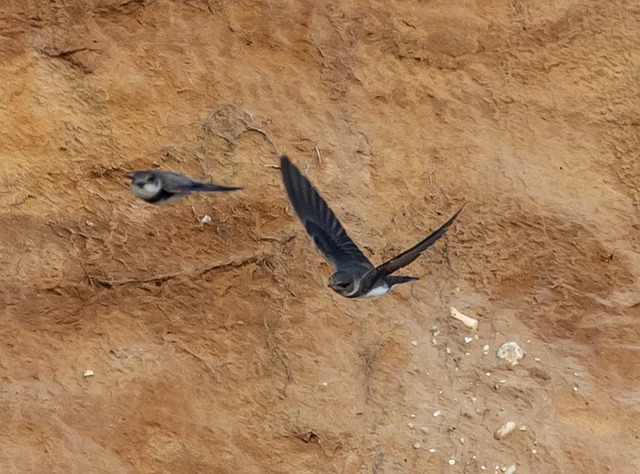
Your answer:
[1,1,639,472]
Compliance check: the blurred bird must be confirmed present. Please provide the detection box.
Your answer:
[280,155,463,298]
[126,170,241,204]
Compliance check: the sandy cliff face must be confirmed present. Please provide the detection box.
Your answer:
[1,1,639,472]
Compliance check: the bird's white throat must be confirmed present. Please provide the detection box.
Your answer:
[133,182,162,199]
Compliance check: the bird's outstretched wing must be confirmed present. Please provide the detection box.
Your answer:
[362,205,464,284]
[161,172,241,193]
[280,156,373,272]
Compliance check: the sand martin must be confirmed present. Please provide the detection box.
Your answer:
[280,155,462,298]
[126,170,241,204]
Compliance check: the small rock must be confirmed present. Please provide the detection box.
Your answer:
[505,465,517,474]
[496,342,525,365]
[448,459,456,465]
[420,426,429,434]
[433,410,441,417]
[413,442,421,449]
[408,422,415,429]
[201,214,212,224]
[450,306,478,330]
[429,448,436,453]
[411,340,418,346]
[494,421,517,440]
[464,336,473,344]
[83,370,94,378]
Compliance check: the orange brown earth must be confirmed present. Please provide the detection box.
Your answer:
[1,1,639,472]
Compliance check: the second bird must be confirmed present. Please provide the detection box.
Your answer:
[280,155,462,298]
[126,170,242,205]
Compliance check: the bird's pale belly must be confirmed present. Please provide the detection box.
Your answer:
[362,282,392,298]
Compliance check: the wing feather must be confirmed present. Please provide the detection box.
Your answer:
[362,205,464,285]
[280,156,373,272]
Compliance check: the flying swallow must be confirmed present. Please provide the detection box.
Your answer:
[126,170,241,204]
[280,155,462,298]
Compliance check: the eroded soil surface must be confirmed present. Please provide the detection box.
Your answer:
[1,1,639,472]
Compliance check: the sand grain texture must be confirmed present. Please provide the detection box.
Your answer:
[1,1,639,472]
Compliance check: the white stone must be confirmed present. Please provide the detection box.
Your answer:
[496,342,525,365]
[450,306,478,330]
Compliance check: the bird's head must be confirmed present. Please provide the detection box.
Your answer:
[328,272,357,297]
[126,171,163,197]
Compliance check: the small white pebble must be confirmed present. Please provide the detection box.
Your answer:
[532,448,538,454]
[460,437,465,444]
[448,459,456,466]
[411,340,418,346]
[505,465,517,474]
[83,370,94,378]
[433,410,441,417]
[85,220,94,227]
[486,372,491,376]
[410,413,416,418]
[321,382,328,387]
[494,421,517,440]
[534,357,541,362]
[572,386,578,392]
[429,448,436,453]
[446,346,451,354]
[481,466,487,471]
[420,426,428,434]
[464,336,473,344]
[450,306,478,330]
[413,442,421,449]
[408,422,415,429]
[201,215,212,224]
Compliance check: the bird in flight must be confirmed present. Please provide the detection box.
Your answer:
[280,155,462,298]
[126,170,241,205]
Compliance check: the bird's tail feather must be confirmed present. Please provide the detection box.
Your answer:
[386,275,419,286]
[195,183,242,192]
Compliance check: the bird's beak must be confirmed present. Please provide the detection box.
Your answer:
[125,172,134,179]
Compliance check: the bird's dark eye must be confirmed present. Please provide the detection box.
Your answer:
[337,282,348,288]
